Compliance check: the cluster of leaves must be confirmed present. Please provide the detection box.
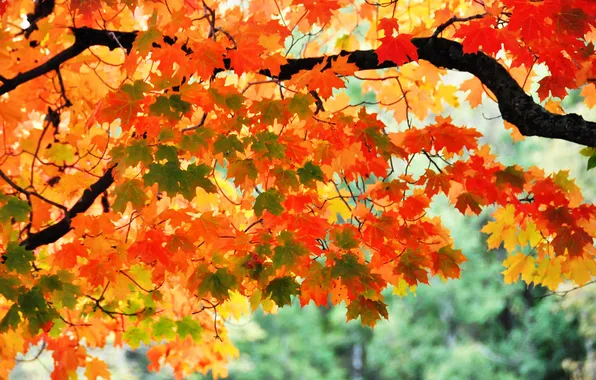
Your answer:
[0,0,594,378]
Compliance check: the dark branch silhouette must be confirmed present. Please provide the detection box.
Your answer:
[1,27,594,147]
[21,166,116,250]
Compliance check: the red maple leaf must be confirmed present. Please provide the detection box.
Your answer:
[454,16,503,55]
[377,33,418,66]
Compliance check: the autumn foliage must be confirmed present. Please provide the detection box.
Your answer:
[0,0,595,378]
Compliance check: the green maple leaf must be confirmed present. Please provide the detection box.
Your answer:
[288,93,313,119]
[179,128,214,153]
[46,143,76,165]
[149,94,191,120]
[122,80,151,101]
[209,88,245,111]
[112,179,148,213]
[297,161,324,187]
[331,227,359,250]
[4,242,35,274]
[0,196,30,223]
[144,162,215,200]
[331,253,368,279]
[169,94,191,113]
[50,271,80,309]
[176,316,203,342]
[155,144,179,163]
[272,232,309,269]
[38,275,63,292]
[251,131,286,159]
[0,276,20,301]
[0,304,21,333]
[346,296,388,327]
[152,317,177,340]
[255,99,285,124]
[254,189,284,217]
[111,140,153,168]
[149,96,177,119]
[197,269,238,302]
[214,134,244,158]
[588,153,596,171]
[135,27,161,51]
[265,276,300,307]
[18,286,58,334]
[143,162,184,197]
[180,163,217,197]
[123,327,151,349]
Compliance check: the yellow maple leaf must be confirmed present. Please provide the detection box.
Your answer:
[481,205,519,252]
[565,257,595,286]
[436,84,460,108]
[517,221,542,248]
[392,277,417,297]
[502,253,536,284]
[533,256,565,291]
[218,291,250,320]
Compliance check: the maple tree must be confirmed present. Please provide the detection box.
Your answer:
[0,0,595,377]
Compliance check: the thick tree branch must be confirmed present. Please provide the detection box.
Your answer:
[274,39,596,147]
[0,27,137,95]
[21,166,115,250]
[1,28,594,147]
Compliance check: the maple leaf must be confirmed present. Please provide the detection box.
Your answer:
[197,269,238,302]
[4,242,34,274]
[227,43,266,75]
[123,327,151,349]
[295,0,341,24]
[428,118,482,153]
[533,256,565,291]
[454,16,503,55]
[454,192,484,215]
[331,225,360,250]
[502,253,536,284]
[332,55,359,76]
[551,226,593,257]
[176,316,203,342]
[254,189,285,217]
[481,205,519,252]
[84,357,111,380]
[396,249,429,286]
[431,246,466,279]
[112,179,148,213]
[376,19,417,66]
[346,296,389,327]
[265,276,300,307]
[152,317,177,340]
[0,196,30,224]
[95,81,150,130]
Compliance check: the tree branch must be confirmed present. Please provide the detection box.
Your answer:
[21,166,116,250]
[272,39,596,147]
[1,28,594,147]
[0,27,137,95]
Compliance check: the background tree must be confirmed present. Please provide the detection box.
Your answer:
[0,0,594,378]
